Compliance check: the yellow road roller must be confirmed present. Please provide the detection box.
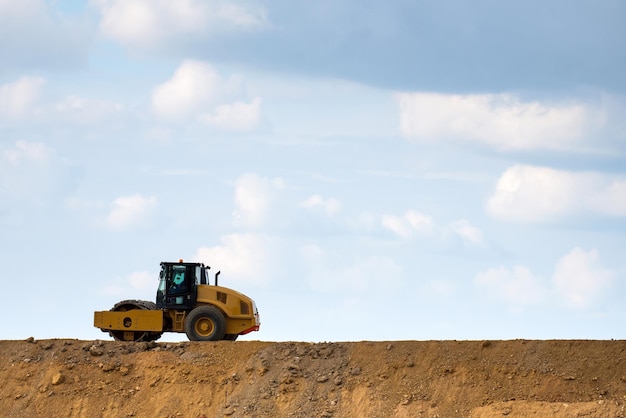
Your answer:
[94,260,260,341]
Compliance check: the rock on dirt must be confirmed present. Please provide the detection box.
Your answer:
[1,339,626,417]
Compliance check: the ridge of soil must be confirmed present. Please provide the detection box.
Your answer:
[2,339,626,417]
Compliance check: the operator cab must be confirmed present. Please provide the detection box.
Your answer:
[156,261,209,309]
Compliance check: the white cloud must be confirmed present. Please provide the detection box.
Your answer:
[382,210,434,238]
[106,194,157,230]
[382,211,485,247]
[475,265,547,308]
[55,95,125,125]
[300,194,342,217]
[449,219,483,244]
[552,247,613,309]
[590,180,626,217]
[397,92,602,151]
[195,233,276,286]
[3,140,50,165]
[424,279,457,297]
[0,0,38,15]
[487,164,626,222]
[1,0,90,71]
[92,0,267,48]
[100,270,157,298]
[301,243,403,293]
[476,247,614,310]
[152,60,262,130]
[232,173,285,229]
[0,76,45,118]
[128,270,156,291]
[0,141,70,204]
[199,97,262,132]
[152,60,221,119]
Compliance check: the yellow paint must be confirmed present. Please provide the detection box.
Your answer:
[93,310,163,332]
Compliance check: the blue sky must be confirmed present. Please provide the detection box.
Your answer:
[1,0,625,342]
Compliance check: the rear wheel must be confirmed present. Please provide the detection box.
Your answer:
[108,300,163,342]
[184,305,226,341]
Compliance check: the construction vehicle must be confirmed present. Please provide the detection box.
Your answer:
[94,260,260,341]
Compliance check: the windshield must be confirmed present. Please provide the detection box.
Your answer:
[158,266,167,293]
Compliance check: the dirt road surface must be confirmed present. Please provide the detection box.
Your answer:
[2,339,626,417]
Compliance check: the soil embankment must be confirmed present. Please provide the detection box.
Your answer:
[2,339,625,417]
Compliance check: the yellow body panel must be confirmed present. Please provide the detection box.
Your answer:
[94,309,163,332]
[196,285,254,319]
[196,284,260,334]
[225,317,258,334]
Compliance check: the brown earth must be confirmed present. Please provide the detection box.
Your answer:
[2,339,626,417]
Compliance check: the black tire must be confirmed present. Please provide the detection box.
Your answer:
[184,305,226,341]
[223,334,238,341]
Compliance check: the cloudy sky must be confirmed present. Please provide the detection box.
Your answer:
[2,0,625,342]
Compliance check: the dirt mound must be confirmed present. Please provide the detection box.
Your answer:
[2,339,626,417]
